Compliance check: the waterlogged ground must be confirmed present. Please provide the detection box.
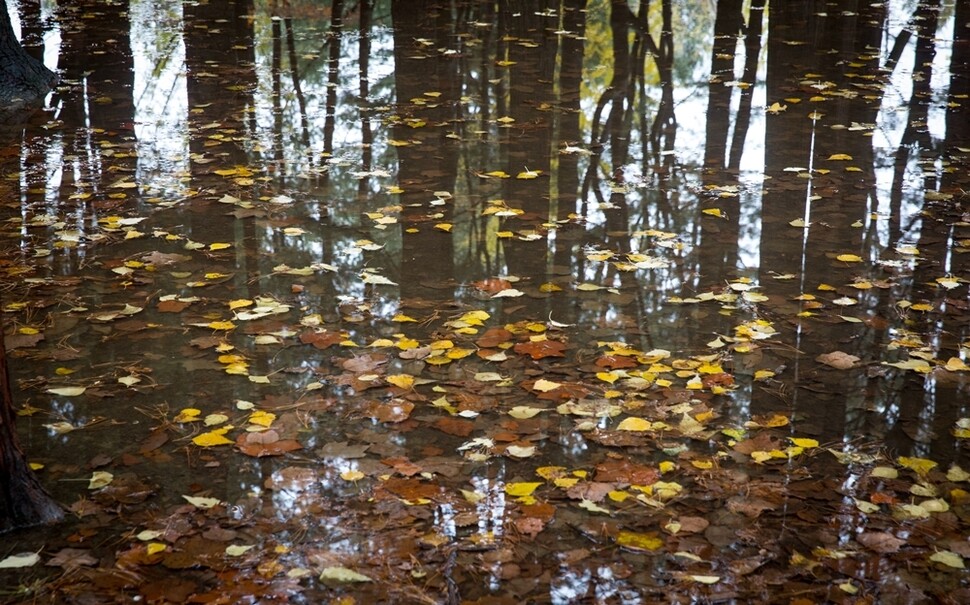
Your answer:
[1,0,970,603]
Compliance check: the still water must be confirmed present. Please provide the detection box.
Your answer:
[1,0,968,603]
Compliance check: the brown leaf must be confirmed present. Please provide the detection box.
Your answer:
[514,339,566,360]
[816,350,860,369]
[317,442,370,459]
[476,327,513,348]
[472,277,513,294]
[265,466,317,491]
[566,481,614,502]
[434,417,475,437]
[381,457,423,476]
[157,299,191,313]
[364,399,414,423]
[46,548,98,570]
[857,531,905,554]
[513,516,546,539]
[595,459,659,485]
[381,477,441,501]
[299,329,345,349]
[236,434,302,457]
[595,354,638,369]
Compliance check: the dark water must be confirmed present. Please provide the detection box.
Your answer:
[1,0,969,603]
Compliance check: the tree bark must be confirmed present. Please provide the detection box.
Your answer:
[0,1,57,111]
[1,322,63,533]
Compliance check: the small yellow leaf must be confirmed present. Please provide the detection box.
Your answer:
[836,253,863,263]
[505,482,542,497]
[209,242,232,251]
[616,530,663,551]
[702,208,724,218]
[248,410,276,427]
[229,299,253,310]
[174,408,202,423]
[827,153,853,160]
[898,456,937,476]
[341,470,365,481]
[616,417,653,432]
[434,223,453,232]
[929,550,965,569]
[146,543,167,556]
[207,321,236,331]
[192,429,234,447]
[789,437,819,448]
[690,575,721,584]
[386,374,415,389]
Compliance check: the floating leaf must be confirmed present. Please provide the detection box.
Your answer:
[341,470,365,481]
[192,429,233,447]
[690,575,721,584]
[616,417,653,432]
[505,482,542,497]
[836,253,863,263]
[616,530,663,551]
[898,456,937,476]
[506,445,537,458]
[319,566,373,583]
[182,495,222,509]
[0,553,40,569]
[225,544,254,556]
[929,550,965,569]
[46,386,86,397]
[88,471,114,490]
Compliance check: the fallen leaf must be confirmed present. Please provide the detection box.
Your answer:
[319,566,373,583]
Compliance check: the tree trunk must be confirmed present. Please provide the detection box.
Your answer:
[0,2,57,111]
[0,321,63,533]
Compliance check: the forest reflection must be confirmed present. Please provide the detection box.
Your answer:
[4,0,970,601]
[9,0,969,483]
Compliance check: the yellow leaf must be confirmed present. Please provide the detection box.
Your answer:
[249,410,276,427]
[532,379,562,392]
[340,470,365,481]
[146,543,167,556]
[434,223,453,232]
[616,417,653,432]
[229,299,253,310]
[596,371,621,384]
[690,575,721,584]
[898,456,937,476]
[658,461,676,473]
[691,460,714,470]
[509,406,543,419]
[482,170,510,179]
[516,170,541,179]
[702,208,724,218]
[608,490,631,502]
[535,466,567,480]
[929,550,965,569]
[193,429,233,447]
[392,313,418,322]
[446,348,475,360]
[209,242,232,251]
[386,374,415,389]
[790,437,819,448]
[505,482,542,497]
[836,253,863,262]
[827,153,853,160]
[174,408,202,423]
[754,369,775,381]
[616,530,663,551]
[207,321,236,331]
